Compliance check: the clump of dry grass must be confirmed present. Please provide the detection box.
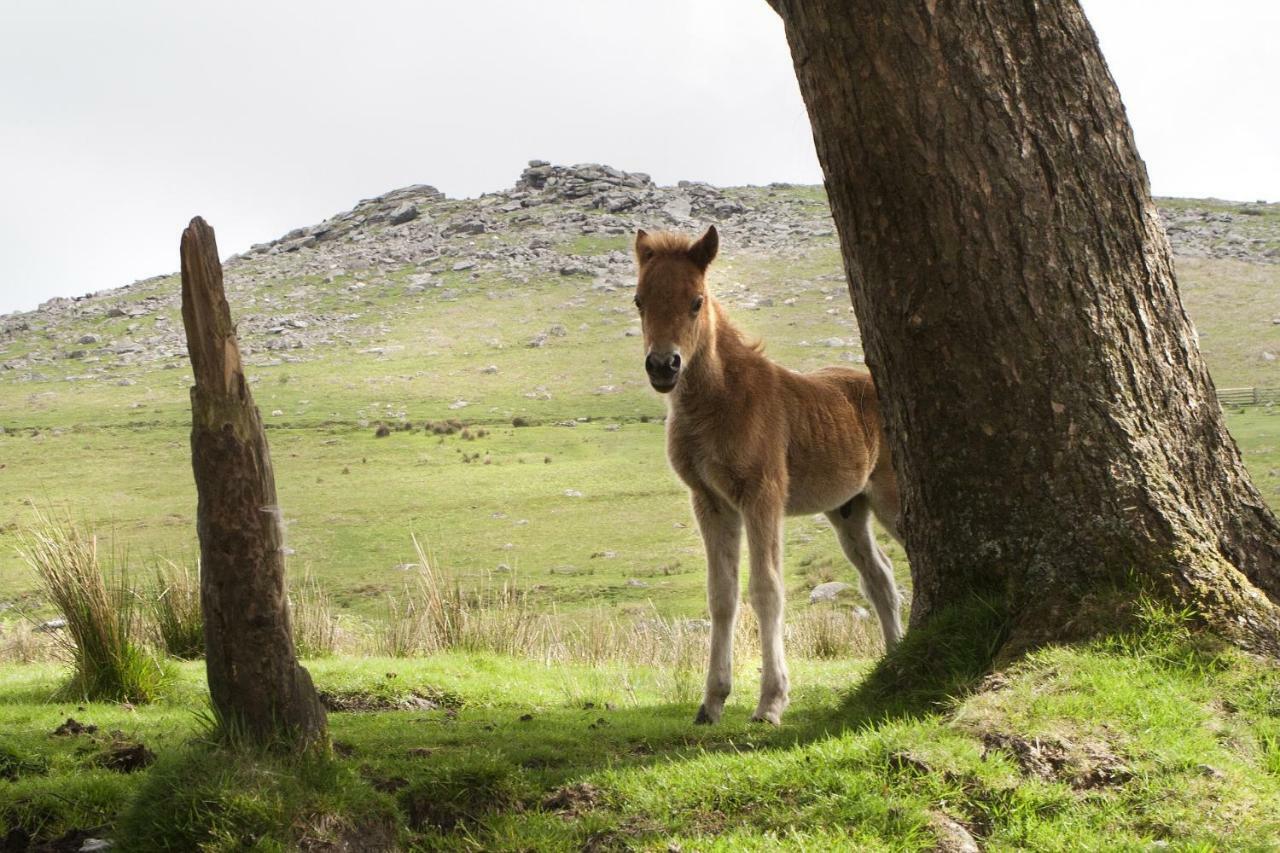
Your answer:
[150,558,203,660]
[291,568,341,659]
[375,537,543,657]
[0,619,54,664]
[365,534,882,680]
[787,604,881,659]
[16,513,169,702]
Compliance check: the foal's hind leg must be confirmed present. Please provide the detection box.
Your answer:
[691,489,742,725]
[826,496,904,650]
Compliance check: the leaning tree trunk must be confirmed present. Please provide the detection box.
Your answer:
[181,217,328,747]
[768,0,1280,653]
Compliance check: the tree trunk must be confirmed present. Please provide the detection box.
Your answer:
[768,0,1280,653]
[180,216,328,747]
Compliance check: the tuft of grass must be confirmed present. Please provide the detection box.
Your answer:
[291,567,341,659]
[845,594,1009,719]
[0,619,52,664]
[16,514,170,703]
[117,743,398,852]
[149,558,203,660]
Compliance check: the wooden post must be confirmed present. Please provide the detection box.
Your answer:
[180,217,327,748]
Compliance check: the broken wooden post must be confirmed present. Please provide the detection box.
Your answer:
[180,216,327,748]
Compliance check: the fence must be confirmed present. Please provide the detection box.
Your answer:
[1217,387,1280,407]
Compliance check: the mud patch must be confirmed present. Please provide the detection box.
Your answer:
[542,782,602,818]
[295,814,398,853]
[51,717,97,737]
[981,731,1131,789]
[95,737,155,774]
[4,826,109,853]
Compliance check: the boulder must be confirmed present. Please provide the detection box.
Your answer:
[389,203,419,225]
[809,581,853,604]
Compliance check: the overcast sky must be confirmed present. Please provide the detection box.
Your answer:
[2,1,1277,315]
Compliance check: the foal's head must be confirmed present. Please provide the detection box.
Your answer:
[633,226,719,393]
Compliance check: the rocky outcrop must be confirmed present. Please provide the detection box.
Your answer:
[1,161,1275,390]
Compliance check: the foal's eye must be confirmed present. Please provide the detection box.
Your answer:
[691,295,705,313]
[633,296,642,311]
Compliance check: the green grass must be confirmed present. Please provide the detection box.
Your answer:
[1,216,1276,622]
[1,607,1278,850]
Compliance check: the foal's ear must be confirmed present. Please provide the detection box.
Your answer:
[689,225,718,269]
[635,229,655,265]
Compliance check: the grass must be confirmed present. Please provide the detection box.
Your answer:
[1,187,1278,847]
[149,558,202,660]
[1,193,1275,618]
[0,606,1278,849]
[15,515,169,703]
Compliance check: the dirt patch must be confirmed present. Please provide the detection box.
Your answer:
[5,827,109,853]
[318,689,458,713]
[295,815,398,853]
[51,717,97,737]
[95,736,155,773]
[980,731,1132,789]
[542,782,602,818]
[886,749,933,775]
[359,767,409,794]
[578,816,662,852]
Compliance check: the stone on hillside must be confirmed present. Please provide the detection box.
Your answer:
[452,260,476,272]
[78,333,100,345]
[662,196,693,221]
[809,581,853,604]
[444,220,486,236]
[389,203,419,225]
[548,323,567,337]
[480,365,498,374]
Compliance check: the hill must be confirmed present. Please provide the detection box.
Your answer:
[0,162,1277,616]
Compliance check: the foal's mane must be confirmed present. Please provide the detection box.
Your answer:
[640,231,697,258]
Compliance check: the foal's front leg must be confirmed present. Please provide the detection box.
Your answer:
[691,489,742,725]
[745,500,788,724]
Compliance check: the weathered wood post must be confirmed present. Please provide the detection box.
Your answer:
[180,216,327,748]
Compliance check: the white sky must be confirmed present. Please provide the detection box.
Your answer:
[2,1,1277,315]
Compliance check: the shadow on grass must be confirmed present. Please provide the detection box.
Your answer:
[110,596,1012,849]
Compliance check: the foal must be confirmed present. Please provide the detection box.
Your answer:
[634,226,904,725]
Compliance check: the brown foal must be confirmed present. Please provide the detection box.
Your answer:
[634,226,904,725]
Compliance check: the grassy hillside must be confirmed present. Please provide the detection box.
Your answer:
[1,186,1277,620]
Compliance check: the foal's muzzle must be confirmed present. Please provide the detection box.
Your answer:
[645,351,681,392]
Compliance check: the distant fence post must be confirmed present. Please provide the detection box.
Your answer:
[180,216,327,749]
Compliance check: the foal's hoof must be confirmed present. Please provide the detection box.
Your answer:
[694,704,717,725]
[749,711,782,726]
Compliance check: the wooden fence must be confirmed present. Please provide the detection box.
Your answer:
[1217,387,1280,407]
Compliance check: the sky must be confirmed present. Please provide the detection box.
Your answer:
[1,1,1277,315]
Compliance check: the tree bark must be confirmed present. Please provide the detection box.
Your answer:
[769,0,1280,653]
[180,216,328,747]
